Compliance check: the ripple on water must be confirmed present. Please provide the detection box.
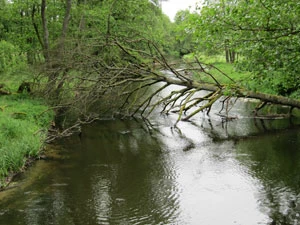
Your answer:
[102,165,180,225]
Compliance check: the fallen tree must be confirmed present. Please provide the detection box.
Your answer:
[35,37,300,139]
[102,39,300,122]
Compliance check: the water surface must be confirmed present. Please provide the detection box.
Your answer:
[0,115,300,225]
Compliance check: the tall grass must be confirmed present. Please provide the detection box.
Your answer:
[0,93,54,186]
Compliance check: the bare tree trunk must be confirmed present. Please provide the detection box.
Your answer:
[229,50,235,63]
[62,0,72,40]
[37,38,300,140]
[225,49,230,63]
[42,0,73,97]
[225,39,229,63]
[41,0,49,61]
[160,77,300,109]
[106,41,300,121]
[31,4,44,51]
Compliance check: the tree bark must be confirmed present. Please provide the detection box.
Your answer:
[225,49,230,63]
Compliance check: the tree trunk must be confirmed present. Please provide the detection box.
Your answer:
[225,39,230,63]
[229,50,235,63]
[159,77,300,109]
[41,0,49,61]
[225,49,230,63]
[31,4,44,51]
[61,0,72,40]
[41,0,72,97]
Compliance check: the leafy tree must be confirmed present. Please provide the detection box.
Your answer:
[188,0,300,96]
[0,0,172,63]
[172,10,197,57]
[0,0,173,81]
[3,0,300,137]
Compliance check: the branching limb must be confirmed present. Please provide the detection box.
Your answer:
[182,92,215,113]
[45,114,99,143]
[253,101,268,116]
[183,90,222,121]
[151,43,192,83]
[132,83,169,116]
[36,35,300,134]
[162,87,191,114]
[175,89,198,125]
[147,87,192,116]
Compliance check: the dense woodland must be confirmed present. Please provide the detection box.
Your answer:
[1,0,300,129]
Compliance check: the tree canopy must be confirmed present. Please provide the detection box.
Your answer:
[0,0,174,62]
[177,0,300,97]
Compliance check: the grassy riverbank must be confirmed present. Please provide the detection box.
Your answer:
[0,92,53,188]
[184,54,251,85]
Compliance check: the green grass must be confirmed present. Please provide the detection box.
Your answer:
[184,54,251,85]
[183,53,299,97]
[0,93,54,187]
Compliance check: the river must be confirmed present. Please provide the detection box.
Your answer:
[0,101,300,225]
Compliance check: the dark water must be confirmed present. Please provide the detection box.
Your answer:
[0,114,300,225]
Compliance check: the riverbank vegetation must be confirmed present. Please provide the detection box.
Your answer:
[1,0,300,185]
[0,42,53,186]
[0,93,53,187]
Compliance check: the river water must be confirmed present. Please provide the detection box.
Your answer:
[0,102,300,225]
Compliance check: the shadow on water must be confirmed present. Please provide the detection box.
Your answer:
[0,105,300,224]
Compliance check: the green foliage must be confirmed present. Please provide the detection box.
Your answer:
[101,0,174,54]
[0,94,54,183]
[0,0,173,56]
[0,0,176,122]
[0,40,27,74]
[172,10,198,57]
[182,0,300,97]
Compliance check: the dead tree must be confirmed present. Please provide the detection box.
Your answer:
[36,37,300,140]
[100,39,300,123]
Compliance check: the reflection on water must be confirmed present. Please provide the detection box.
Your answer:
[0,116,300,225]
[236,131,300,224]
